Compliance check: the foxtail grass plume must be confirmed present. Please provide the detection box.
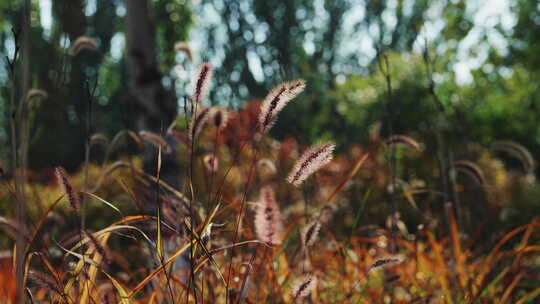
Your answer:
[174,41,193,61]
[384,135,421,151]
[210,107,229,129]
[317,204,335,223]
[191,63,212,103]
[0,216,30,242]
[139,131,172,153]
[258,79,306,133]
[452,160,486,186]
[287,142,335,187]
[188,107,212,142]
[85,231,111,264]
[301,220,321,249]
[29,271,62,296]
[55,167,80,212]
[491,140,536,174]
[367,257,402,272]
[203,154,219,172]
[68,36,98,56]
[90,133,109,148]
[291,274,317,300]
[254,186,283,245]
[257,158,277,175]
[26,89,48,102]
[385,274,400,283]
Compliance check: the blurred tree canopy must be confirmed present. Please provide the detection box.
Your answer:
[0,0,539,177]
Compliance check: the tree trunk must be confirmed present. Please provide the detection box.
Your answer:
[124,0,179,187]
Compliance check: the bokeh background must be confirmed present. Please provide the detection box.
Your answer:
[1,1,540,303]
[1,0,539,170]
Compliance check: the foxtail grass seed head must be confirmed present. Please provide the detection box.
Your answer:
[317,205,335,223]
[90,133,109,147]
[203,154,219,173]
[191,62,212,103]
[26,89,48,102]
[68,36,98,56]
[491,140,536,174]
[29,271,62,296]
[291,274,317,300]
[211,107,229,129]
[451,160,486,186]
[301,220,321,249]
[85,231,111,264]
[287,142,335,187]
[55,167,80,212]
[188,107,212,142]
[384,135,421,151]
[254,186,283,245]
[257,158,277,175]
[0,216,29,241]
[174,41,193,61]
[258,79,306,133]
[367,257,402,272]
[385,274,401,284]
[139,131,172,153]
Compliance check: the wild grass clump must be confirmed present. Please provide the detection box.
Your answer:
[0,60,539,304]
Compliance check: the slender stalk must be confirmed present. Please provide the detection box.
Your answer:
[422,43,461,232]
[187,98,199,304]
[6,24,25,304]
[377,52,398,254]
[225,142,260,304]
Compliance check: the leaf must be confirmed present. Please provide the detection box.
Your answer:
[81,191,123,216]
[103,272,132,304]
[128,241,194,298]
[326,153,369,203]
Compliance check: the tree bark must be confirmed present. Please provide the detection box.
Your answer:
[124,0,179,187]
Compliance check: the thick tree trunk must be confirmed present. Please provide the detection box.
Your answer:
[124,0,179,187]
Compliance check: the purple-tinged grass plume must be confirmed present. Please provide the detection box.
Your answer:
[55,167,80,212]
[254,186,283,245]
[384,135,421,151]
[85,230,111,264]
[210,107,229,129]
[188,107,212,142]
[29,271,62,296]
[139,131,172,153]
[301,220,321,249]
[26,89,48,102]
[258,79,306,133]
[192,62,212,103]
[291,274,317,300]
[287,142,335,187]
[452,160,486,186]
[257,158,277,175]
[491,140,536,174]
[89,133,109,148]
[68,36,98,56]
[367,257,402,272]
[203,154,219,173]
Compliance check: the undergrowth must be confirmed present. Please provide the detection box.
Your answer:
[0,56,539,304]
